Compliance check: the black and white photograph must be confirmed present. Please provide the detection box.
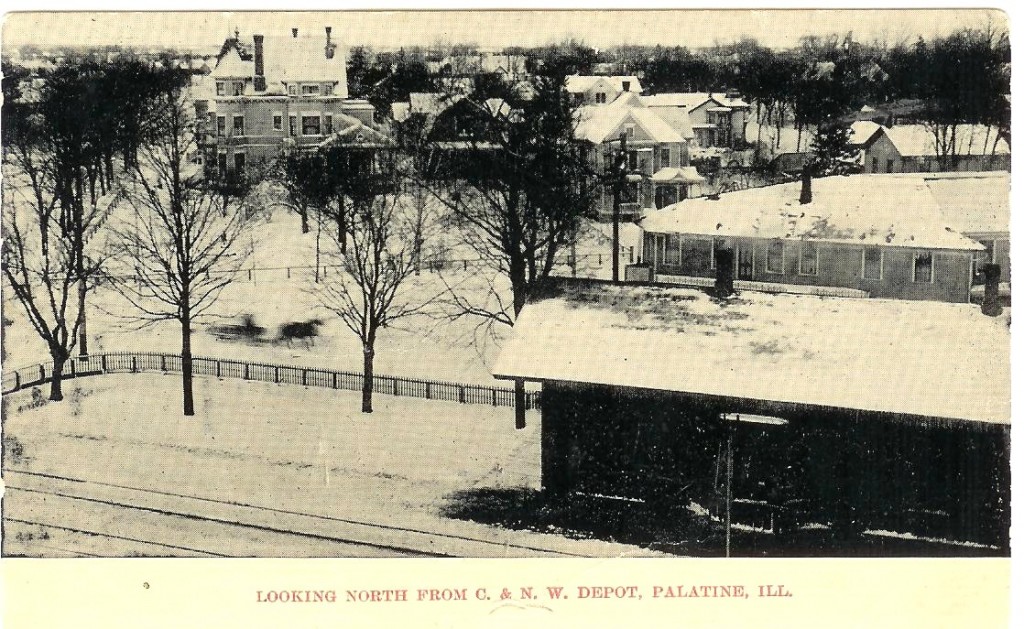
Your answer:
[0,4,1012,583]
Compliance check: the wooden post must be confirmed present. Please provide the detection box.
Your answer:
[302,369,307,386]
[216,360,221,378]
[725,419,734,558]
[425,382,432,400]
[39,365,45,381]
[458,385,465,404]
[274,366,279,383]
[492,389,497,406]
[101,355,107,372]
[131,356,137,373]
[332,372,337,389]
[14,372,21,390]
[244,363,250,380]
[161,355,166,371]
[393,378,399,396]
[70,359,76,377]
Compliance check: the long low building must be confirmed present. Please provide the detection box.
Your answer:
[492,279,1010,548]
[639,174,989,303]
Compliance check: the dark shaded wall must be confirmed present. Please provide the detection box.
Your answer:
[540,380,1010,548]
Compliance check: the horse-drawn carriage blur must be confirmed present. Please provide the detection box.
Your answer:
[208,314,268,343]
[207,314,322,347]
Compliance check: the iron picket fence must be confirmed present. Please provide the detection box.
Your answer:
[1,351,540,411]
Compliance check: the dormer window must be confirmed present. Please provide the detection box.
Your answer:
[301,84,321,97]
[288,83,298,96]
[323,83,334,96]
[595,92,607,104]
[624,124,635,139]
[215,81,226,96]
[233,81,244,96]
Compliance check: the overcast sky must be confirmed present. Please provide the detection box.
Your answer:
[1,5,1010,53]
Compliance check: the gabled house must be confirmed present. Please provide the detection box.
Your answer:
[575,99,702,218]
[194,26,376,179]
[639,174,985,303]
[862,124,1010,174]
[640,92,750,149]
[565,74,643,107]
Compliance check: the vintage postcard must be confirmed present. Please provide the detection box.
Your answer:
[0,7,1015,627]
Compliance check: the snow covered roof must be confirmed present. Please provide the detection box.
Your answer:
[565,75,643,94]
[211,32,347,95]
[651,167,705,184]
[641,175,984,251]
[647,106,695,140]
[574,105,684,145]
[849,120,881,146]
[492,282,1010,425]
[640,92,749,111]
[877,124,1009,157]
[923,172,1010,236]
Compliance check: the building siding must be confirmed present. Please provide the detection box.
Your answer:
[644,232,974,303]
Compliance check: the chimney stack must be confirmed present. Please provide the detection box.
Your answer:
[799,164,813,205]
[325,26,336,59]
[292,27,299,38]
[253,34,266,91]
[981,263,1003,316]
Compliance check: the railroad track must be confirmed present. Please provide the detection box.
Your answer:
[1,469,585,558]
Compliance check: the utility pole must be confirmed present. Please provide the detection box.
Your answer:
[611,132,626,285]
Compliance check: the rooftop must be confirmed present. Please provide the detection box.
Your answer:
[922,171,1010,236]
[876,124,1009,157]
[640,175,984,251]
[565,75,643,95]
[575,103,684,145]
[210,31,347,95]
[849,120,881,146]
[492,281,1009,425]
[640,92,749,111]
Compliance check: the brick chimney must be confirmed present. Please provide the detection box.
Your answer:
[292,27,299,38]
[981,263,1003,316]
[799,164,813,205]
[325,26,336,59]
[253,34,266,92]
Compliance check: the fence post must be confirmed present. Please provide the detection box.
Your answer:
[248,269,252,281]
[302,369,307,386]
[131,356,137,373]
[39,365,46,381]
[101,355,107,372]
[332,372,337,389]
[599,253,603,265]
[216,361,221,378]
[287,267,291,279]
[70,359,76,378]
[458,385,465,404]
[15,372,20,391]
[274,366,279,384]
[393,378,398,396]
[629,246,634,263]
[492,389,497,406]
[244,363,250,380]
[425,382,432,400]
[160,355,166,371]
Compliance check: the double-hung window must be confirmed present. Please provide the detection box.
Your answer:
[862,247,883,280]
[232,115,244,136]
[913,252,934,283]
[301,114,322,136]
[799,242,818,276]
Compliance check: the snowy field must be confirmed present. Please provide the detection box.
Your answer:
[2,208,629,388]
[2,374,664,557]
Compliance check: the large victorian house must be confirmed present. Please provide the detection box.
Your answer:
[194,26,377,180]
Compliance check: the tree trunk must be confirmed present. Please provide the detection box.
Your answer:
[337,195,347,254]
[300,207,310,234]
[77,277,89,357]
[181,314,195,416]
[510,268,529,429]
[361,340,375,413]
[49,353,67,402]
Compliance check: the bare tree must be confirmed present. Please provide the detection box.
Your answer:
[108,81,254,416]
[314,150,439,413]
[409,75,597,428]
[2,127,113,401]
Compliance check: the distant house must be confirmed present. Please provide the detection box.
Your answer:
[639,174,984,303]
[862,124,1009,174]
[195,26,376,179]
[640,92,750,149]
[565,75,643,107]
[492,279,1010,548]
[575,97,702,218]
[848,120,882,168]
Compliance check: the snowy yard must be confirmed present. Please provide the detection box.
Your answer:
[2,374,665,556]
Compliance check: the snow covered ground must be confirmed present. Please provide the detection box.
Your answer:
[2,374,664,557]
